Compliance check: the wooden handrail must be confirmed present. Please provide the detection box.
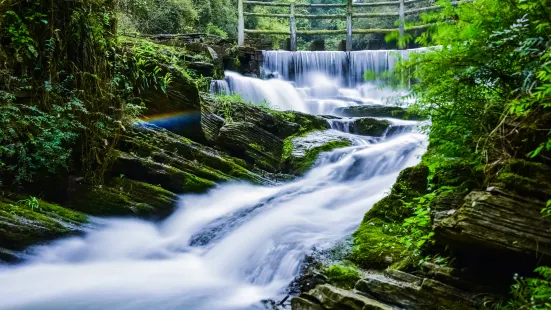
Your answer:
[238,0,474,50]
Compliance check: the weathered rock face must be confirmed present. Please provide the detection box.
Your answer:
[352,118,392,136]
[292,284,395,310]
[355,270,481,310]
[201,95,330,173]
[217,122,284,172]
[283,131,352,175]
[116,125,267,186]
[291,270,483,310]
[433,188,551,263]
[67,177,179,218]
[333,105,423,120]
[0,194,87,262]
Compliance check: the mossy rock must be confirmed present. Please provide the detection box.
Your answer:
[217,122,284,172]
[118,125,265,185]
[334,105,424,120]
[492,159,551,200]
[365,164,429,222]
[201,94,329,142]
[351,218,406,269]
[283,132,352,175]
[112,152,216,195]
[0,195,87,255]
[350,117,392,136]
[430,160,483,191]
[323,264,362,290]
[68,177,179,218]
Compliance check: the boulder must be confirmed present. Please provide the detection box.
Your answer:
[0,195,87,261]
[355,270,481,310]
[118,125,266,185]
[283,131,352,175]
[352,117,391,136]
[67,176,179,218]
[217,122,284,172]
[327,117,391,136]
[292,284,396,310]
[201,95,328,140]
[333,105,423,120]
[433,188,551,262]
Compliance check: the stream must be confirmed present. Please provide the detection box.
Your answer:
[0,49,426,310]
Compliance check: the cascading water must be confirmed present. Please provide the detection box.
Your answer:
[0,130,426,310]
[210,49,425,114]
[1,48,428,310]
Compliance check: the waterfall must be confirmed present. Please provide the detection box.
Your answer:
[0,132,427,310]
[210,49,425,114]
[0,48,429,310]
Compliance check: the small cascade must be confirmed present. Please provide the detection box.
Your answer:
[327,118,353,133]
[212,71,309,112]
[209,80,230,95]
[383,119,422,138]
[210,49,426,114]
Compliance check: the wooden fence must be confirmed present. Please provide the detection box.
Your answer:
[238,0,469,51]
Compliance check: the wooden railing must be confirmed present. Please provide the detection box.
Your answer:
[238,0,470,51]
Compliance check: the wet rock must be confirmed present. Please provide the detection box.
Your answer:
[217,122,284,172]
[201,95,328,140]
[351,117,391,136]
[118,125,266,185]
[355,270,480,310]
[67,175,180,218]
[0,195,87,258]
[433,188,551,262]
[333,105,423,120]
[292,284,396,310]
[283,131,352,175]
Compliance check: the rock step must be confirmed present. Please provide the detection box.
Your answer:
[291,269,482,310]
[292,284,399,310]
[433,187,551,262]
[333,105,423,121]
[355,269,480,310]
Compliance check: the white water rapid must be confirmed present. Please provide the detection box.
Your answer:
[0,131,426,310]
[1,49,427,310]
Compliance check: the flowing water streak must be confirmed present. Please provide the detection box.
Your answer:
[0,132,427,310]
[262,49,425,87]
[210,49,426,114]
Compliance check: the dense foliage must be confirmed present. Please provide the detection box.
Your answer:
[117,0,236,37]
[384,0,551,307]
[0,1,176,186]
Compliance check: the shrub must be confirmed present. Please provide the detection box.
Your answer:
[118,0,198,34]
[324,264,362,290]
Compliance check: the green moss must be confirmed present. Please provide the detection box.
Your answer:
[353,118,391,136]
[351,218,406,269]
[69,178,179,217]
[324,264,362,290]
[249,143,265,152]
[0,198,87,250]
[285,139,352,175]
[364,164,429,223]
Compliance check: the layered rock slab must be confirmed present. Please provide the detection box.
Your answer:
[433,188,551,261]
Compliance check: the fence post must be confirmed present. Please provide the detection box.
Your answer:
[238,0,245,46]
[398,0,405,39]
[290,2,296,51]
[346,0,352,52]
